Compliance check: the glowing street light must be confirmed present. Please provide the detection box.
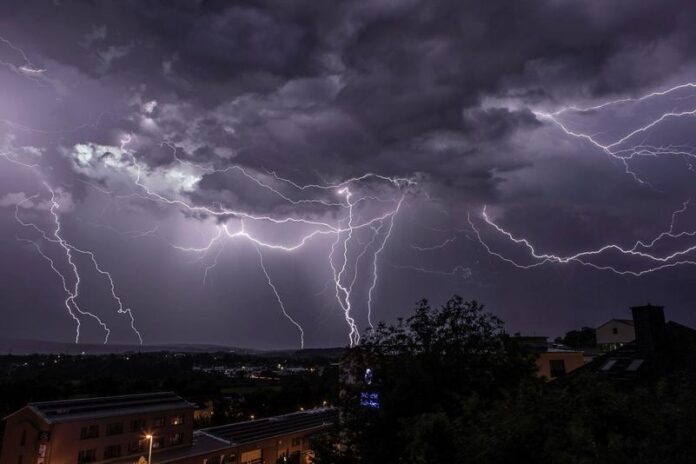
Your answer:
[145,434,154,464]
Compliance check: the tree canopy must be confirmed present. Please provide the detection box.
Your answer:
[314,295,696,464]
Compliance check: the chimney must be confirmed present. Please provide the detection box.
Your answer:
[630,304,666,355]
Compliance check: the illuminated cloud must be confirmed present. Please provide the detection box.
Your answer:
[1,0,696,347]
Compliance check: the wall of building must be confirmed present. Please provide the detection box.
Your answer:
[536,351,586,380]
[150,431,318,464]
[0,408,50,464]
[596,321,635,351]
[2,402,330,464]
[50,407,194,464]
[1,408,194,464]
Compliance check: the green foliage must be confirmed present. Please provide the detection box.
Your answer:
[323,296,538,464]
[317,295,696,464]
[555,326,597,348]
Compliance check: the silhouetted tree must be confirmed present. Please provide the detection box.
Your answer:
[555,326,597,349]
[319,296,537,463]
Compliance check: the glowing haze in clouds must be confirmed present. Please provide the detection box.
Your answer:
[2,1,696,349]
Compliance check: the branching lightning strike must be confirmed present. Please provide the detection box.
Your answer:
[118,135,415,347]
[471,82,696,276]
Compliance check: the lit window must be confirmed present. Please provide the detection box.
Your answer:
[170,415,184,426]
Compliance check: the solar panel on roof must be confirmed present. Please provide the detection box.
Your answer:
[601,359,617,371]
[626,359,644,371]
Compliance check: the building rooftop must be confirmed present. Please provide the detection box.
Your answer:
[571,321,696,381]
[597,318,634,328]
[107,408,338,464]
[202,408,338,445]
[24,392,194,423]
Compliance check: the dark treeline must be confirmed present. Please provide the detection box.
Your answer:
[314,296,696,464]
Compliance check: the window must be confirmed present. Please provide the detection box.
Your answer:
[104,445,121,460]
[20,430,26,446]
[170,415,183,426]
[612,327,618,334]
[291,438,301,447]
[130,419,146,432]
[152,417,165,428]
[77,449,96,464]
[128,440,146,454]
[80,425,99,440]
[106,423,123,436]
[222,454,236,464]
[153,436,165,449]
[549,359,566,378]
[240,449,262,464]
[171,433,183,446]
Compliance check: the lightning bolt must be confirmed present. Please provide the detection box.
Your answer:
[0,35,47,84]
[470,202,696,276]
[117,135,413,347]
[2,153,143,344]
[410,235,457,251]
[533,82,696,185]
[254,245,305,348]
[366,194,404,329]
[389,262,473,279]
[469,82,696,277]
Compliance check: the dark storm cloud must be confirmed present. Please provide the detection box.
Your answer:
[2,0,696,347]
[5,0,693,184]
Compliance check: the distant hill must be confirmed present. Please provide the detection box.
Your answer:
[0,338,347,358]
[262,347,347,359]
[0,338,256,355]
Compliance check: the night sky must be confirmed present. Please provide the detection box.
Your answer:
[2,0,696,349]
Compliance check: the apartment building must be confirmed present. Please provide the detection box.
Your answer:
[0,392,337,464]
[596,318,635,352]
[0,392,194,464]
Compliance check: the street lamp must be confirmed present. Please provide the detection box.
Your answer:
[145,434,154,464]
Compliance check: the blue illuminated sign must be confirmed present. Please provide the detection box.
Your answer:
[360,391,380,409]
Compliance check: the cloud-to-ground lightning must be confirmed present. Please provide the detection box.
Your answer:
[2,152,143,344]
[254,245,305,348]
[115,134,415,347]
